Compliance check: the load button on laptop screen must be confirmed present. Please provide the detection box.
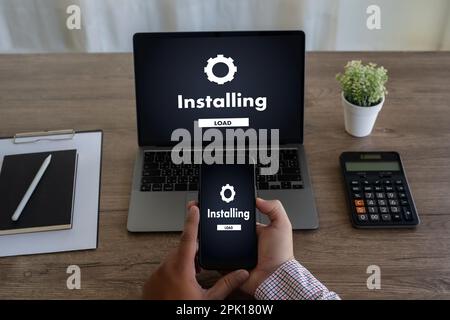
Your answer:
[198,118,249,128]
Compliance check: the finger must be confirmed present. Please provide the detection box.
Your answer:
[187,200,198,210]
[256,198,289,226]
[256,223,266,236]
[178,206,200,261]
[195,253,203,274]
[206,270,249,300]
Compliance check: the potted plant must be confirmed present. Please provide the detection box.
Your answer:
[336,60,388,137]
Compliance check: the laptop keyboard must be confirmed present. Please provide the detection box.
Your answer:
[140,149,303,192]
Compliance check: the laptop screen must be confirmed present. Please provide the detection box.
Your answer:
[133,31,304,147]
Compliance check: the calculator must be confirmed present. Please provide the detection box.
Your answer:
[340,152,419,228]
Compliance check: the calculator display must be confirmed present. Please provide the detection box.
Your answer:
[345,161,401,172]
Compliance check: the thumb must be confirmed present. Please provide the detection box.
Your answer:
[206,270,249,300]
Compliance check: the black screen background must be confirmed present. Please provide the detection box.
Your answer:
[133,32,304,146]
[199,164,257,269]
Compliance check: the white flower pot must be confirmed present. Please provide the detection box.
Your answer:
[341,92,384,137]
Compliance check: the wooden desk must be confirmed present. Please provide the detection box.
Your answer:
[0,52,449,299]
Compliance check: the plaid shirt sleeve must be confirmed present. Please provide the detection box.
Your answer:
[254,259,341,300]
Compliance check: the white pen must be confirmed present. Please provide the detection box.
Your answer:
[11,154,52,222]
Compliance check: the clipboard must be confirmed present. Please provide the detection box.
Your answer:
[0,129,103,257]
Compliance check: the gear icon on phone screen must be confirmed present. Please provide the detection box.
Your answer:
[220,184,236,203]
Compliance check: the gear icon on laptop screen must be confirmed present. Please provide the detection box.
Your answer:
[204,54,237,85]
[220,184,236,203]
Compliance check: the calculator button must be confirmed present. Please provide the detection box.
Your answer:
[366,199,376,206]
[362,180,370,185]
[365,192,374,199]
[353,193,362,199]
[388,199,399,206]
[350,180,359,185]
[402,207,413,220]
[385,186,394,192]
[378,199,387,206]
[384,180,392,185]
[395,180,403,185]
[368,207,378,214]
[363,186,373,191]
[392,213,402,221]
[379,207,389,213]
[398,192,407,199]
[381,214,391,221]
[357,214,369,222]
[352,186,360,192]
[369,214,380,222]
[373,180,381,185]
[354,199,365,207]
[376,192,385,199]
[356,207,366,214]
[390,206,400,213]
[396,186,405,192]
[387,192,396,199]
[400,199,409,206]
[374,186,383,191]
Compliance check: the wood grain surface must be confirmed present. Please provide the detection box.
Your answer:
[0,52,449,299]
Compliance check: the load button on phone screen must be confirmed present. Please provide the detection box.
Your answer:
[217,224,241,231]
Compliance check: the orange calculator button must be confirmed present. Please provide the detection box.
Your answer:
[354,200,365,207]
[356,207,366,214]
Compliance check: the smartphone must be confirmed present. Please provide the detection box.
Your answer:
[198,163,257,270]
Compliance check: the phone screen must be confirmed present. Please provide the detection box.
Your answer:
[199,164,257,270]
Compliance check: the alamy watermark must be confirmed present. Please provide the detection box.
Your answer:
[66,265,81,290]
[171,122,279,175]
[66,5,81,30]
[366,265,381,290]
[366,5,381,30]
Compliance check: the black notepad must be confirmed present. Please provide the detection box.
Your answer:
[0,150,77,235]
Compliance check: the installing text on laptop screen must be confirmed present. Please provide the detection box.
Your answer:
[133,33,304,146]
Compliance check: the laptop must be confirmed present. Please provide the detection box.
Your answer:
[127,31,318,231]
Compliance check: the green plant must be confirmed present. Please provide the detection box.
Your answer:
[336,60,388,107]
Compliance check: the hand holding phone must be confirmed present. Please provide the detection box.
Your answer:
[240,198,295,295]
[143,204,250,299]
